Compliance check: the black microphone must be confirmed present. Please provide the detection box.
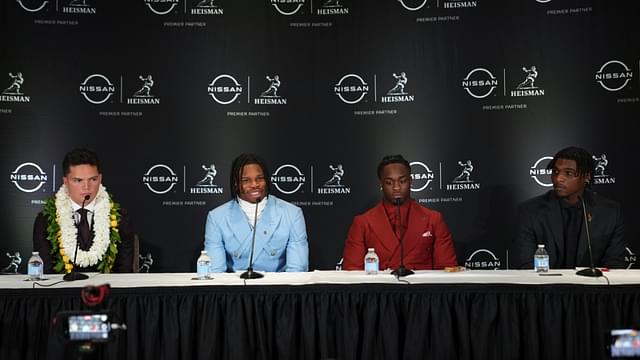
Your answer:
[240,197,264,279]
[391,197,414,277]
[576,195,603,277]
[64,194,90,281]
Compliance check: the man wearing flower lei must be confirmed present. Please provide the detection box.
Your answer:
[33,148,134,273]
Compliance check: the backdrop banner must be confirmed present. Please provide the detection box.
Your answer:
[1,0,638,272]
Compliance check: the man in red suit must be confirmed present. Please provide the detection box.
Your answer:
[342,154,458,271]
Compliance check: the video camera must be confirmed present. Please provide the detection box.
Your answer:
[52,284,126,359]
[57,311,114,342]
[54,284,125,342]
[610,329,640,359]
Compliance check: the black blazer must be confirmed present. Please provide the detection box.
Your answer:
[33,208,134,273]
[512,190,626,269]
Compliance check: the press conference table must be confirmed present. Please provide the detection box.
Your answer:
[1,270,639,360]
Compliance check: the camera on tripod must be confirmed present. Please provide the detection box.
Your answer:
[609,329,640,359]
[52,284,126,358]
[58,311,114,342]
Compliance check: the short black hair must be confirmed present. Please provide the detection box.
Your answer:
[229,153,271,200]
[547,146,594,177]
[377,154,411,179]
[62,148,101,176]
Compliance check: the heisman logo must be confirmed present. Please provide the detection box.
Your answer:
[127,75,160,105]
[191,0,223,15]
[10,162,48,193]
[381,72,415,103]
[334,74,369,104]
[593,153,609,177]
[317,0,349,15]
[144,0,180,15]
[595,60,633,92]
[317,164,351,194]
[529,156,553,187]
[255,75,287,105]
[270,0,305,16]
[133,75,154,98]
[462,68,498,99]
[142,164,179,194]
[442,0,478,9]
[510,65,544,97]
[447,160,480,190]
[592,153,616,185]
[196,164,217,187]
[191,163,224,194]
[271,164,306,194]
[397,0,429,11]
[207,74,243,105]
[464,249,501,270]
[2,72,25,95]
[1,72,30,103]
[62,0,97,14]
[410,161,435,192]
[452,160,474,183]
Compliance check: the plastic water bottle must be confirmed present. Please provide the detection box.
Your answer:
[196,250,211,279]
[534,244,549,273]
[27,251,43,281]
[364,248,379,275]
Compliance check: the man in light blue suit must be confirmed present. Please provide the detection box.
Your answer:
[204,153,309,273]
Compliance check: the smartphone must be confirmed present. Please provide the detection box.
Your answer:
[610,329,640,358]
[64,313,111,342]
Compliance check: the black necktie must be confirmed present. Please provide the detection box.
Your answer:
[77,208,91,250]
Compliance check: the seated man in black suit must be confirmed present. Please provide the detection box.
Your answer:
[512,146,626,269]
[33,148,133,273]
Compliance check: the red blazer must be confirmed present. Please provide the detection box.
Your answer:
[342,200,458,270]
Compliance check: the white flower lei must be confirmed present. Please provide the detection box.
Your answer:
[55,184,112,268]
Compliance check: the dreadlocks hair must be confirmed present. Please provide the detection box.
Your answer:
[62,148,101,176]
[377,154,411,179]
[229,153,271,200]
[547,146,595,178]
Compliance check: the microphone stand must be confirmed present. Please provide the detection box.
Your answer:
[64,195,90,281]
[391,198,414,277]
[240,197,264,279]
[576,195,602,277]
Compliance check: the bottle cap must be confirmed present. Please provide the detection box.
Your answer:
[201,250,207,254]
[32,251,39,255]
[537,244,544,248]
[367,248,375,252]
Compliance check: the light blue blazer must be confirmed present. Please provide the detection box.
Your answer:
[204,195,309,272]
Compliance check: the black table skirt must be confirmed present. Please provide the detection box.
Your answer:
[1,283,639,360]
